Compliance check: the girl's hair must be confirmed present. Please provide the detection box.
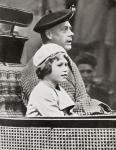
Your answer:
[36,53,69,79]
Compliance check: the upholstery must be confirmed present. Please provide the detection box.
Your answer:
[0,62,26,117]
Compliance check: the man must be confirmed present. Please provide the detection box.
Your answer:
[21,9,111,115]
[75,52,111,106]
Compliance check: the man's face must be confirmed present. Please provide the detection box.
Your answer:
[45,54,69,84]
[48,21,74,51]
[78,64,94,86]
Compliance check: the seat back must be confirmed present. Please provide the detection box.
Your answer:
[0,4,33,28]
[0,5,33,117]
[0,5,33,63]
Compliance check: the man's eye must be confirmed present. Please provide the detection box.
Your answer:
[62,27,67,31]
[80,70,92,73]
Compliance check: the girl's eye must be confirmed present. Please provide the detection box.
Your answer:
[57,62,68,67]
[65,63,68,66]
[57,63,63,67]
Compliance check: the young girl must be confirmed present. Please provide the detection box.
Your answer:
[26,43,75,117]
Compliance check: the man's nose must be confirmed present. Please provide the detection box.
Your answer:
[68,28,74,36]
[69,30,74,36]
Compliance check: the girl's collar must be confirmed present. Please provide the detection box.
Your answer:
[43,80,60,90]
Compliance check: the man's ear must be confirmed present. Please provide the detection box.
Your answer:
[45,30,52,40]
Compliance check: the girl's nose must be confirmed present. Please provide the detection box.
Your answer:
[65,67,69,73]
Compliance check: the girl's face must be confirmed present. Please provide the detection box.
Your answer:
[44,54,69,84]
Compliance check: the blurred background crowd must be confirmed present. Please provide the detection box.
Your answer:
[0,0,116,109]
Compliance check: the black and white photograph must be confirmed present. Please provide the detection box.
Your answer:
[0,0,116,149]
